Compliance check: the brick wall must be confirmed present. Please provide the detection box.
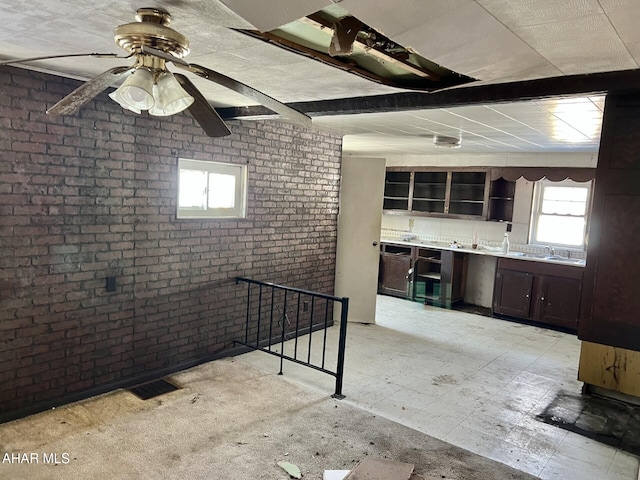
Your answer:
[0,66,342,419]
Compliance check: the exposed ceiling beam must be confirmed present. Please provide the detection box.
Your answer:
[218,68,640,120]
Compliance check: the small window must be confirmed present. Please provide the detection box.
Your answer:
[530,179,591,248]
[177,158,247,219]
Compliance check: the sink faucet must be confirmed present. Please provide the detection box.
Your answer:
[545,245,555,256]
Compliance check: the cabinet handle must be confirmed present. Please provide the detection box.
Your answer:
[540,297,545,302]
[525,294,529,298]
[372,241,379,247]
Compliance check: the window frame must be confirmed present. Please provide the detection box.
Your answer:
[177,158,247,220]
[529,178,592,249]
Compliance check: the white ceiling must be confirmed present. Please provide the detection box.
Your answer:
[0,0,634,156]
[315,95,605,155]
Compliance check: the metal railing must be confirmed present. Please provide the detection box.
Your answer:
[234,277,349,398]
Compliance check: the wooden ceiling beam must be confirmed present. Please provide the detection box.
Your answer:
[217,68,640,120]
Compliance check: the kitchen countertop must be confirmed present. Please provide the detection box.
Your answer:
[380,238,586,267]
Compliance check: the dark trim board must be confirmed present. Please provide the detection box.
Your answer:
[218,68,640,120]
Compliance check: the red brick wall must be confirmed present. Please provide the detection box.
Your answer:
[0,66,342,418]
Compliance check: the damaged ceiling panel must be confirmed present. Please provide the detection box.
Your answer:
[219,0,333,32]
[338,0,474,38]
[341,0,557,82]
[236,3,475,91]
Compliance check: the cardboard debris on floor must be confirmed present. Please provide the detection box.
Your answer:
[343,457,416,480]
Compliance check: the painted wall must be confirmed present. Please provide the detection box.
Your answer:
[0,66,343,418]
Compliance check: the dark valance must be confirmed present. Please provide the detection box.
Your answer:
[490,167,596,182]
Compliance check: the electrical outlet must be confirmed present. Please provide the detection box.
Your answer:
[105,276,116,292]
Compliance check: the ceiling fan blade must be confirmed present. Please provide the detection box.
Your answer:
[0,52,130,66]
[174,73,231,137]
[47,66,134,115]
[175,63,312,129]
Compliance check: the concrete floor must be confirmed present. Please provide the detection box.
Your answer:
[0,358,534,479]
[1,294,638,479]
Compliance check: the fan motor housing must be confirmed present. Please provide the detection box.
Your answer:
[114,8,190,58]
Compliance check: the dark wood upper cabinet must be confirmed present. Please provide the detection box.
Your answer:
[412,171,447,214]
[488,177,516,222]
[384,168,490,219]
[383,168,515,221]
[382,171,411,210]
[579,93,640,352]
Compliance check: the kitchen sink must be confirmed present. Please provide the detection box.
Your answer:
[510,252,585,265]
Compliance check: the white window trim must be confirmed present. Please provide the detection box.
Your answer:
[177,158,247,219]
[529,178,592,249]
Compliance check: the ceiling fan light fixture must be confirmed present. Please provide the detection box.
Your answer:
[149,71,194,116]
[108,91,142,114]
[113,67,155,110]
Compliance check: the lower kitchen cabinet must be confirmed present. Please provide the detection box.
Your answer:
[492,269,533,318]
[378,242,466,308]
[413,247,466,308]
[539,275,582,329]
[379,244,412,298]
[492,257,583,331]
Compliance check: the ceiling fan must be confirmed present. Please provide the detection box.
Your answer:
[0,7,311,137]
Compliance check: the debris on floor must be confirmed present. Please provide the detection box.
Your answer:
[277,460,302,479]
[343,457,415,480]
[323,470,350,480]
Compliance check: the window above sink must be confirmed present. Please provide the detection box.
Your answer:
[529,178,593,249]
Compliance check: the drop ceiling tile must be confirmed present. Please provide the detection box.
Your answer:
[152,1,255,29]
[513,15,636,74]
[599,2,640,68]
[599,0,640,42]
[392,2,553,81]
[477,0,604,28]
[339,0,472,37]
[220,0,332,31]
[617,41,640,67]
[182,27,259,54]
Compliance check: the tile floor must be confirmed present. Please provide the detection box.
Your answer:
[237,295,640,480]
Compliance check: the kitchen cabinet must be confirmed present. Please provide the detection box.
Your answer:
[539,275,582,329]
[379,244,412,298]
[449,171,487,216]
[488,177,516,222]
[412,171,447,214]
[492,257,583,331]
[378,242,466,308]
[383,168,489,219]
[413,247,466,307]
[382,171,411,210]
[492,269,533,318]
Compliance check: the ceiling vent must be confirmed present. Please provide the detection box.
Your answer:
[433,135,461,149]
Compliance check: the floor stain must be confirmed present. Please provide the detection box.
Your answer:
[432,375,458,385]
[537,391,640,456]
